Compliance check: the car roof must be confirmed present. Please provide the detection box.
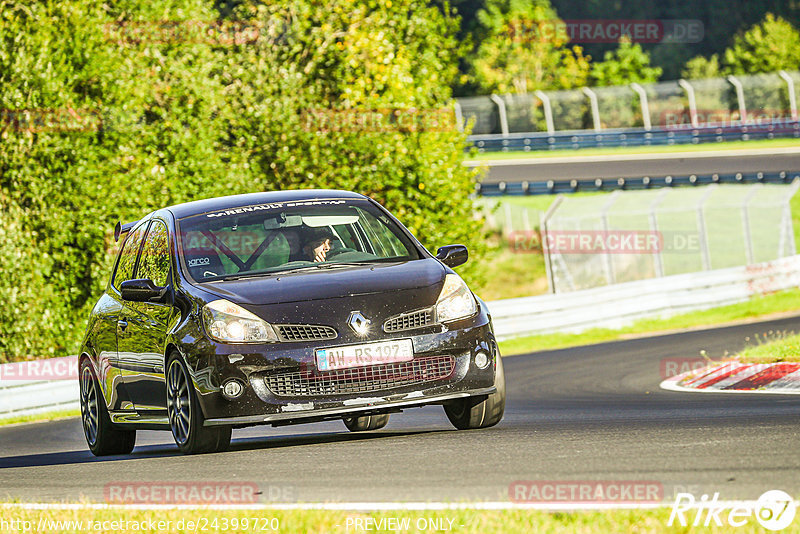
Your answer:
[164,189,368,219]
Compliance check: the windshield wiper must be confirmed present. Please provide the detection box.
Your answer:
[214,262,374,281]
[216,273,271,282]
[315,261,374,268]
[278,262,370,273]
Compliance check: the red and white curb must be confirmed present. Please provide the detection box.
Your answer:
[661,361,800,394]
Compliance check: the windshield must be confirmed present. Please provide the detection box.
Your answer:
[177,199,421,281]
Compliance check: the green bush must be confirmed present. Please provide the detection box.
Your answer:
[723,13,800,75]
[0,0,484,362]
[589,37,662,87]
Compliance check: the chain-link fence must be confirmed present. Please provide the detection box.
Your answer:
[539,183,799,293]
[478,199,544,237]
[457,70,800,135]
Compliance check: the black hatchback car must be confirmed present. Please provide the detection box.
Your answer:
[79,190,504,455]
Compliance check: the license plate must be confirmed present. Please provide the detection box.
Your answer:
[316,339,413,371]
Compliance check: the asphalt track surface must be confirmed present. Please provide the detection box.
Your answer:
[474,149,800,184]
[1,315,799,504]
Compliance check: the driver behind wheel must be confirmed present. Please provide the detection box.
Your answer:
[302,228,338,262]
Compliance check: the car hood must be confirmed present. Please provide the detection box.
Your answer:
[194,258,446,306]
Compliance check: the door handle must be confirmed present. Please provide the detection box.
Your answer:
[117,319,129,332]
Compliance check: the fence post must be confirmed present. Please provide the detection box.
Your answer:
[696,185,716,270]
[741,184,762,265]
[727,75,748,123]
[779,178,800,257]
[600,191,621,284]
[582,87,602,131]
[534,90,555,134]
[541,196,565,294]
[630,83,652,130]
[503,202,513,236]
[678,79,699,128]
[453,100,464,133]
[489,94,509,137]
[778,70,798,121]
[649,188,669,277]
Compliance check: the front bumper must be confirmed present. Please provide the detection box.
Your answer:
[186,316,498,425]
[203,386,496,426]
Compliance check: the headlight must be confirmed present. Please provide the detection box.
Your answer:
[202,299,278,343]
[435,274,477,323]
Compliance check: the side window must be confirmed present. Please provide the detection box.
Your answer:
[332,224,361,251]
[136,220,171,287]
[357,210,407,257]
[112,223,148,289]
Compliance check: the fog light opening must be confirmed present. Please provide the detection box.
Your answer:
[474,351,490,369]
[221,379,244,400]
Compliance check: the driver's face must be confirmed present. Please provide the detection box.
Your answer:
[314,238,331,253]
[307,238,331,262]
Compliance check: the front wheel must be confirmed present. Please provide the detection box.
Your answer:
[343,414,390,432]
[79,359,136,456]
[444,354,505,430]
[166,353,231,454]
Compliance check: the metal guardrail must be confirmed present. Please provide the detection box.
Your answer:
[488,255,800,340]
[478,170,800,196]
[3,254,800,418]
[0,356,79,419]
[457,70,800,149]
[469,122,800,153]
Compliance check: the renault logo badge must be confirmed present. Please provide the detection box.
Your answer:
[348,311,371,337]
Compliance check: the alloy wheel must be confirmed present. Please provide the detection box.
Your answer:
[80,366,99,446]
[167,359,191,445]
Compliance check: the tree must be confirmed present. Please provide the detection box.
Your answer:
[223,0,486,273]
[0,0,486,361]
[590,37,662,87]
[547,0,800,81]
[681,54,721,79]
[469,0,590,94]
[723,13,800,74]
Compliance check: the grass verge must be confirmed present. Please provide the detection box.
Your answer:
[735,331,800,364]
[498,288,800,357]
[0,408,80,427]
[468,137,800,161]
[1,505,794,533]
[472,244,547,301]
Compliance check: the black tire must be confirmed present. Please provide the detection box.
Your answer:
[166,353,231,454]
[343,413,390,432]
[79,359,136,456]
[444,353,505,430]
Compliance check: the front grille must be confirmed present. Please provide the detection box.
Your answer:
[275,324,338,342]
[265,354,455,397]
[383,308,434,333]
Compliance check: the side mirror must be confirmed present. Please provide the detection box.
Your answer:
[120,279,167,303]
[436,244,469,268]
